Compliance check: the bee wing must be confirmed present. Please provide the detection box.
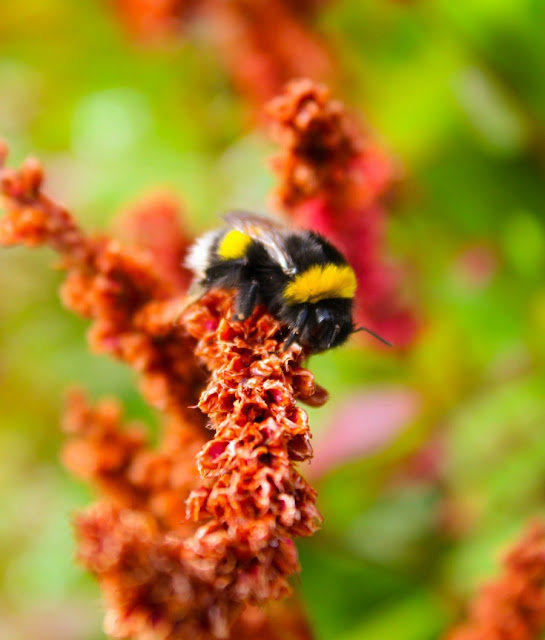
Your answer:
[222,210,296,275]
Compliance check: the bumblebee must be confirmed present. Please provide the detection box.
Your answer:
[185,212,390,353]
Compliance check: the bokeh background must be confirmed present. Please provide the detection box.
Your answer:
[2,1,545,639]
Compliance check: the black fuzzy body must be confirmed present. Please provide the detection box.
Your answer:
[195,226,356,353]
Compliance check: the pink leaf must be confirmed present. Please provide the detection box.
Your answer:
[310,386,420,478]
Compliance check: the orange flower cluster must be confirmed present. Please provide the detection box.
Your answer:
[116,193,193,294]
[267,79,417,347]
[445,522,545,640]
[71,286,323,637]
[68,289,324,637]
[183,289,323,597]
[0,143,202,421]
[62,390,203,531]
[0,143,320,638]
[231,600,314,640]
[267,78,363,209]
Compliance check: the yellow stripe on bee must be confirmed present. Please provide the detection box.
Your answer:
[284,264,357,304]
[217,229,252,260]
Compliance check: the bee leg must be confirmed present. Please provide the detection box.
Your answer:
[283,331,299,350]
[326,323,341,350]
[234,280,260,321]
[283,307,308,350]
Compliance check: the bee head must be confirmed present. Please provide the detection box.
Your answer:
[311,306,353,351]
[308,304,354,352]
[283,300,392,353]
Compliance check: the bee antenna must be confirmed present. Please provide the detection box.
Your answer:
[352,325,393,347]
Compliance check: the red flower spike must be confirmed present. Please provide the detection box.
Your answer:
[116,193,194,294]
[1,143,320,639]
[0,146,206,421]
[445,522,545,640]
[267,79,418,347]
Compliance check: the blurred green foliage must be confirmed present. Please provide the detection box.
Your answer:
[2,1,545,639]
